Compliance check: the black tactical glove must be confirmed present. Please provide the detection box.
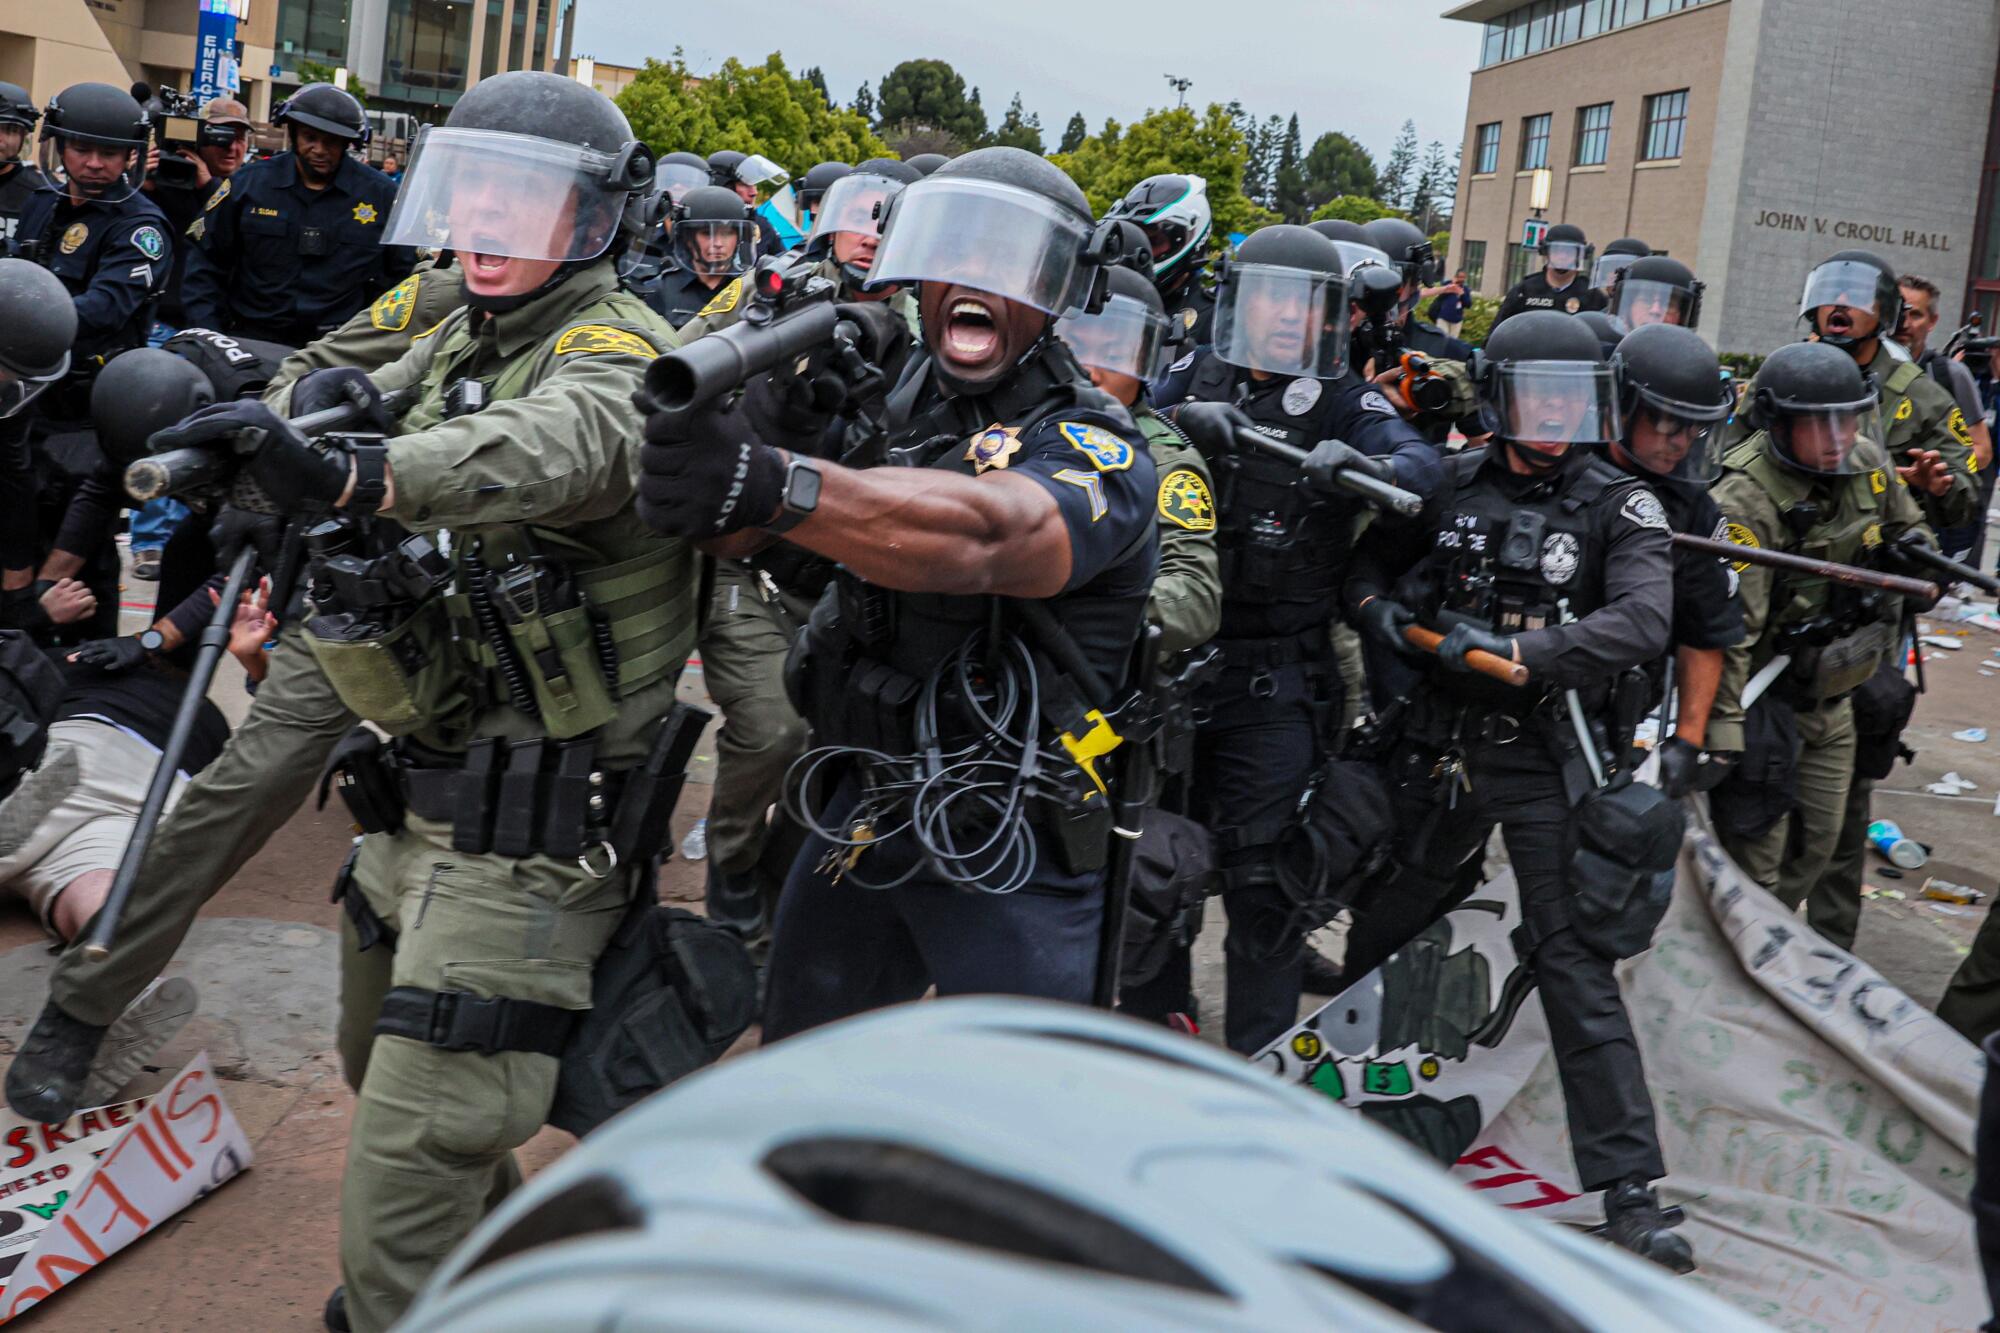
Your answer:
[209,503,287,570]
[1354,596,1420,657]
[290,367,393,434]
[1435,622,1517,674]
[151,401,350,515]
[69,635,150,673]
[637,399,786,538]
[1302,438,1396,492]
[1172,401,1253,456]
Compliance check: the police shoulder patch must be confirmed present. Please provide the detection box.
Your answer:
[1157,468,1216,532]
[1056,420,1134,471]
[1869,468,1888,494]
[553,324,658,359]
[1723,519,1759,572]
[1619,487,1669,531]
[1948,407,1975,449]
[370,275,420,332]
[205,177,231,211]
[697,278,744,318]
[130,225,165,261]
[1862,521,1882,549]
[1166,349,1196,374]
[1358,389,1398,417]
[1894,396,1914,423]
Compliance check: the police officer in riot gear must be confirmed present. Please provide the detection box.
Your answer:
[706,148,789,260]
[1359,216,1469,361]
[618,150,711,295]
[635,146,1159,1039]
[0,259,86,634]
[1591,235,1651,303]
[1106,173,1215,345]
[1151,223,1440,1054]
[795,159,851,229]
[1344,309,1690,1271]
[1605,322,1742,796]
[646,184,758,327]
[180,84,407,347]
[1611,254,1703,330]
[0,83,46,249]
[1494,221,1605,327]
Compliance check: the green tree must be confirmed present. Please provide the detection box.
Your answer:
[617,53,889,174]
[988,92,1044,153]
[1301,132,1375,210]
[1053,102,1273,246]
[297,59,367,107]
[852,82,875,122]
[1377,118,1418,210]
[1241,113,1281,209]
[1410,139,1456,233]
[874,58,988,144]
[1309,193,1397,225]
[1058,111,1088,154]
[1272,112,1307,221]
[803,66,830,107]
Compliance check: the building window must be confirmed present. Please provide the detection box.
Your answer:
[1520,114,1551,171]
[1574,103,1612,166]
[1473,122,1501,175]
[1462,240,1488,291]
[1506,242,1536,290]
[1641,89,1688,161]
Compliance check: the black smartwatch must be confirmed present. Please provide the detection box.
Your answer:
[765,456,822,535]
[137,628,165,654]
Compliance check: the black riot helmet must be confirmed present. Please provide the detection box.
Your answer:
[807,158,918,285]
[797,160,852,217]
[0,83,38,132]
[671,185,756,280]
[1799,249,1901,352]
[1613,255,1703,330]
[904,152,949,177]
[1747,340,1889,476]
[1056,262,1182,386]
[1307,219,1391,280]
[706,149,747,187]
[1102,220,1155,276]
[1307,218,1367,244]
[384,70,656,288]
[1477,309,1620,470]
[1538,221,1592,275]
[1105,173,1213,294]
[1575,310,1630,361]
[656,150,709,205]
[0,260,76,420]
[1590,237,1650,289]
[1210,224,1352,379]
[273,83,369,143]
[89,348,217,467]
[1359,216,1441,295]
[37,83,149,203]
[1609,322,1732,485]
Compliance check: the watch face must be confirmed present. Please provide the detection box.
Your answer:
[789,461,822,511]
[139,630,164,652]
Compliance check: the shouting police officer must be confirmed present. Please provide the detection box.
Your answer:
[1344,309,1691,1271]
[1495,222,1605,327]
[1154,222,1440,1054]
[0,83,46,249]
[181,83,408,348]
[636,146,1159,1038]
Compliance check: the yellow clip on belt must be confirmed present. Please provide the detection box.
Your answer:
[1059,709,1123,801]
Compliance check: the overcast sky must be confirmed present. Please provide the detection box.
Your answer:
[573,0,1482,165]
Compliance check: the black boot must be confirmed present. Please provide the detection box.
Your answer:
[323,1286,349,1332]
[4,1001,106,1122]
[1601,1177,1695,1274]
[1299,947,1345,997]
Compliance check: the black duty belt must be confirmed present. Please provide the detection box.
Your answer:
[1214,629,1332,674]
[394,735,628,866]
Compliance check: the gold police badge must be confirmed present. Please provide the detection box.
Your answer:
[965,423,1023,473]
[59,223,88,255]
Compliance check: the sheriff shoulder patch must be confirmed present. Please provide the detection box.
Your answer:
[553,324,657,359]
[1948,407,1975,449]
[1862,521,1882,549]
[1157,468,1216,531]
[1057,421,1133,471]
[698,278,744,318]
[205,177,231,211]
[1620,488,1668,531]
[1894,396,1914,423]
[1724,519,1760,573]
[371,275,420,332]
[1869,468,1888,494]
[131,225,165,261]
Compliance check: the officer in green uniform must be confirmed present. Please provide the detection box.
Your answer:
[1708,341,1928,913]
[3,254,474,1123]
[672,158,923,936]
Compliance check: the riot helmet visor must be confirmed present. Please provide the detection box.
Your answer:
[672,219,755,279]
[382,127,629,262]
[1590,251,1642,289]
[1624,378,1731,484]
[1798,260,1892,325]
[1614,278,1695,329]
[656,160,708,205]
[38,133,144,204]
[1769,402,1890,476]
[1544,239,1590,272]
[867,177,1088,314]
[1211,263,1352,379]
[1056,292,1174,382]
[810,171,905,242]
[735,153,788,188]
[1334,243,1393,279]
[1483,361,1621,446]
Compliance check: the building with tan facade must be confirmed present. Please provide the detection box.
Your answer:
[1444,0,2000,356]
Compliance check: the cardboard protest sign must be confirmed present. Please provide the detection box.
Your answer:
[0,1097,152,1290]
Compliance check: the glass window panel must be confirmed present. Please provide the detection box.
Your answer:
[1642,89,1688,160]
[1475,122,1502,174]
[1463,239,1488,291]
[1581,0,1605,35]
[1574,102,1612,166]
[1521,113,1551,170]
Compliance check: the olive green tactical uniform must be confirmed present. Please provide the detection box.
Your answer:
[677,262,917,879]
[1134,404,1221,656]
[1707,432,1924,917]
[304,263,696,1333]
[45,264,473,1032]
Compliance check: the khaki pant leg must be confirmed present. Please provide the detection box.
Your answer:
[698,565,808,873]
[1774,700,1857,912]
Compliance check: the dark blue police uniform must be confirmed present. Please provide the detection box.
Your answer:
[16,184,171,374]
[761,359,1159,1042]
[1149,346,1440,1054]
[180,150,408,347]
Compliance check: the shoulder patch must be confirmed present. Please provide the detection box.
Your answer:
[1620,488,1669,532]
[1869,468,1887,494]
[370,275,420,332]
[187,217,206,242]
[131,224,166,261]
[1724,519,1759,573]
[1894,396,1914,423]
[1166,349,1196,374]
[1358,389,1398,417]
[553,324,658,359]
[1948,406,1974,449]
[1157,468,1216,532]
[1056,420,1134,471]
[205,177,231,211]
[697,278,744,318]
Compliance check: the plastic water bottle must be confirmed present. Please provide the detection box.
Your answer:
[1867,819,1927,870]
[681,817,708,862]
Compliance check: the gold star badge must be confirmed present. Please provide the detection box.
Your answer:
[965,423,1023,473]
[352,202,378,225]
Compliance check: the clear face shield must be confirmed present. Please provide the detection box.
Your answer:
[1211,263,1352,379]
[1798,260,1889,329]
[39,132,145,205]
[1056,293,1174,382]
[1543,239,1590,273]
[1769,401,1891,476]
[0,370,56,421]
[383,127,628,262]
[672,219,755,279]
[656,161,707,206]
[1624,384,1731,484]
[1590,251,1641,289]
[1614,278,1695,329]
[1482,361,1621,447]
[867,177,1088,314]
